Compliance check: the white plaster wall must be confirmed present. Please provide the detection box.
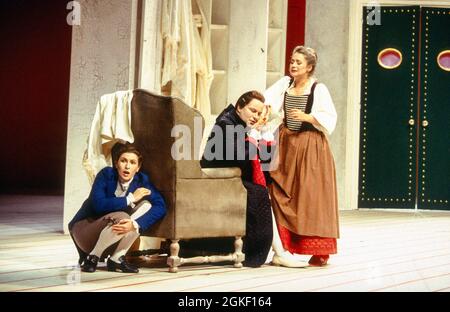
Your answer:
[227,0,268,104]
[63,0,137,232]
[305,0,350,209]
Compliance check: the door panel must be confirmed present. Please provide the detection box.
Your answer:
[359,6,419,208]
[359,6,450,210]
[418,8,450,209]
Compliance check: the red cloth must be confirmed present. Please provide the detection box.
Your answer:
[250,159,266,187]
[277,224,337,255]
[246,136,266,187]
[259,139,276,147]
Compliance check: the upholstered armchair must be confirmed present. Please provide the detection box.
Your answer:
[130,89,247,272]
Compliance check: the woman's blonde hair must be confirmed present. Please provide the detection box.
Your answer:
[291,46,318,76]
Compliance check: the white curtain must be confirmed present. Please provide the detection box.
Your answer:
[160,0,213,117]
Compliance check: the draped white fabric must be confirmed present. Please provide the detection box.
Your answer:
[82,90,134,184]
[160,0,213,117]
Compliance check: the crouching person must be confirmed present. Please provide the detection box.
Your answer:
[69,142,166,273]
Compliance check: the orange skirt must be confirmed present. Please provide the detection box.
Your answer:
[269,126,339,254]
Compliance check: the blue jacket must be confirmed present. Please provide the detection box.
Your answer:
[69,167,166,233]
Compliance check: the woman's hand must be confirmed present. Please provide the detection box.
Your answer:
[288,109,320,127]
[288,109,311,122]
[251,105,272,130]
[111,219,135,235]
[132,187,151,203]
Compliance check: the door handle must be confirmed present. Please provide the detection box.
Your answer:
[409,119,415,126]
[422,120,429,127]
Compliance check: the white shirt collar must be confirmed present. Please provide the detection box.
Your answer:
[118,177,134,192]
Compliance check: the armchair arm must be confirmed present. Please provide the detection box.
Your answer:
[200,167,242,179]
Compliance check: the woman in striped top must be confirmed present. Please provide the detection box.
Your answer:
[263,46,339,267]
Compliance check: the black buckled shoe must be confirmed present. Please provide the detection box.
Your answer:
[107,256,139,273]
[81,255,99,273]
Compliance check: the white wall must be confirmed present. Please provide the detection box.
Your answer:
[63,0,139,233]
[227,0,268,104]
[305,0,350,209]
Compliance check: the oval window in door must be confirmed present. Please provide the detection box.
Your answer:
[377,48,402,69]
[437,50,450,72]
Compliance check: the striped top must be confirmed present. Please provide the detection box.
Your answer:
[284,93,308,131]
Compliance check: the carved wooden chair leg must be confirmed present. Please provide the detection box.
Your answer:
[167,239,181,273]
[233,236,244,268]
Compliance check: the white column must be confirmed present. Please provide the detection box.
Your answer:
[63,0,140,233]
[305,0,351,209]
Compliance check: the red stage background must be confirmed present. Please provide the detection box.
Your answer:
[0,0,72,194]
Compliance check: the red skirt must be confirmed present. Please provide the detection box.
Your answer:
[278,224,337,255]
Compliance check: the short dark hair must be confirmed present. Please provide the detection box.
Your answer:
[235,90,265,109]
[111,142,143,166]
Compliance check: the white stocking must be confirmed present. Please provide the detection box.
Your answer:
[109,201,151,262]
[90,226,124,258]
[109,231,140,262]
[271,209,288,256]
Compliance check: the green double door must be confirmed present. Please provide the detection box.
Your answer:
[359,6,450,210]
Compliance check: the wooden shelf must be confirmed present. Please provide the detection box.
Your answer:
[268,27,283,34]
[269,0,286,29]
[266,0,287,88]
[211,0,230,25]
[211,24,228,31]
[267,71,284,76]
[202,0,287,115]
[212,69,226,75]
[210,73,228,115]
[211,25,229,71]
[208,0,230,114]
